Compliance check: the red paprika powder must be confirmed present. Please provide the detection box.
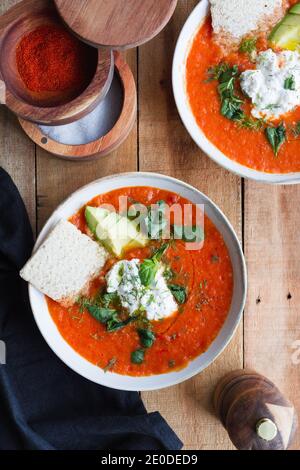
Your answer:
[16,24,96,95]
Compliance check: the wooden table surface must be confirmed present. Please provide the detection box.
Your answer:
[1,0,299,450]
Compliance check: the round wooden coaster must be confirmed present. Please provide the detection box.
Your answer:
[54,0,178,49]
[0,0,113,125]
[18,52,136,161]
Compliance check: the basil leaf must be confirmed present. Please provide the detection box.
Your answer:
[107,316,137,332]
[86,305,117,324]
[101,292,120,308]
[138,328,156,348]
[139,258,159,287]
[173,224,204,243]
[131,349,145,364]
[284,76,295,90]
[152,242,170,262]
[265,124,286,156]
[168,284,187,304]
[239,38,257,55]
[144,200,168,239]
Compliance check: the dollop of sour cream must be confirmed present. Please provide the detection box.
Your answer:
[240,49,300,121]
[106,259,178,321]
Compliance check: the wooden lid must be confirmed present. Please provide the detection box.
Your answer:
[54,0,178,49]
[214,369,298,450]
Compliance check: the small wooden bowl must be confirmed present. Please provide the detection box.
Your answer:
[19,52,137,160]
[0,0,113,125]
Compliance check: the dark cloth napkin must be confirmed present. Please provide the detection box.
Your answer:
[0,167,183,451]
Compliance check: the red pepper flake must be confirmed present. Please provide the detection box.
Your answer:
[16,24,96,94]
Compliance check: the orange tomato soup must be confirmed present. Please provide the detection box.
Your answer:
[186,5,300,174]
[47,187,233,376]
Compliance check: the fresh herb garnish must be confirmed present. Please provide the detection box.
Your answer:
[139,258,159,287]
[163,266,175,281]
[211,254,220,264]
[173,224,204,243]
[265,124,286,156]
[131,349,145,365]
[138,328,156,348]
[291,121,300,137]
[239,37,257,57]
[199,279,208,289]
[206,62,264,132]
[168,284,187,304]
[168,359,176,368]
[104,357,117,373]
[139,243,170,287]
[86,305,117,324]
[284,75,296,90]
[144,200,168,240]
[106,315,137,332]
[101,292,120,308]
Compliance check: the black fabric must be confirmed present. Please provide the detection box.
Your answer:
[0,168,183,451]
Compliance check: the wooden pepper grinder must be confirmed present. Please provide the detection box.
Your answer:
[214,369,298,450]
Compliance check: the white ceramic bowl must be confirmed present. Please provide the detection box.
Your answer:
[172,0,300,184]
[29,172,247,391]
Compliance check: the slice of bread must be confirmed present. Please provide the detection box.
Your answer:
[20,220,108,307]
[210,0,287,48]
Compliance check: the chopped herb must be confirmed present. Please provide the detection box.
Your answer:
[265,124,286,157]
[80,300,137,332]
[138,328,156,348]
[144,200,168,240]
[163,266,175,281]
[173,224,205,243]
[131,349,145,365]
[211,255,219,263]
[152,242,170,261]
[284,75,296,90]
[101,292,120,308]
[199,279,208,289]
[291,121,300,137]
[168,284,187,304]
[168,359,176,368]
[139,258,159,287]
[104,357,117,373]
[139,243,170,287]
[239,37,257,56]
[86,305,117,324]
[106,315,137,332]
[170,333,177,340]
[206,62,262,131]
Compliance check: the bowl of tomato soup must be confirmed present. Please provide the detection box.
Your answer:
[28,173,246,391]
[173,0,300,184]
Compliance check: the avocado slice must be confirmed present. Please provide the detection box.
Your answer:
[269,9,300,50]
[290,3,300,15]
[85,206,110,234]
[86,206,148,257]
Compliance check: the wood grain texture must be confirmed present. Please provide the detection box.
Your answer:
[19,52,137,160]
[244,182,300,450]
[0,0,113,124]
[55,0,178,50]
[138,0,243,450]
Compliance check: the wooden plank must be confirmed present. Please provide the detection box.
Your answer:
[36,51,137,231]
[0,0,36,232]
[139,0,243,450]
[244,182,300,450]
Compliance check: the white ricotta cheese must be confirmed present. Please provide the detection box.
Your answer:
[106,259,178,321]
[240,49,300,120]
